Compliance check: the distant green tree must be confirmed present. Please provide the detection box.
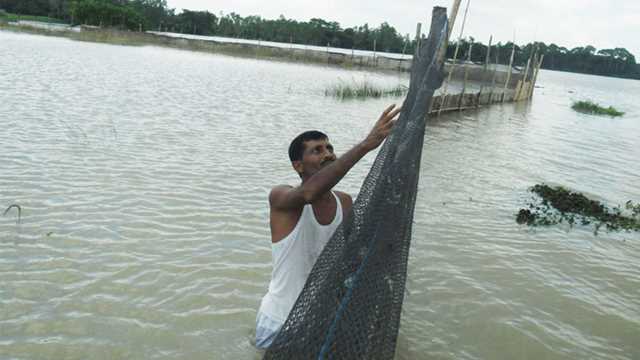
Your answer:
[70,0,144,30]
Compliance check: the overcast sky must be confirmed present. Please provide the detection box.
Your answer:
[166,0,640,58]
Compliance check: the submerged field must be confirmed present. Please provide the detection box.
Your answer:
[1,30,639,360]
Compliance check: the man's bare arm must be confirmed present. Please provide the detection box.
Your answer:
[270,104,401,210]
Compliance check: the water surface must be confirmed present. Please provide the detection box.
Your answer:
[1,30,639,360]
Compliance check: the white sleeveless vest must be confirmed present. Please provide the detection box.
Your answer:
[258,191,343,323]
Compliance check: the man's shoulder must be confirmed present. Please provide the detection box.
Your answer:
[269,185,300,210]
[270,184,294,193]
[332,190,353,209]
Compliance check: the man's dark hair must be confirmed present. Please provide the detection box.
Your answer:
[288,130,328,162]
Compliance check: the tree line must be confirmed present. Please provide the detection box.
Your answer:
[1,0,638,79]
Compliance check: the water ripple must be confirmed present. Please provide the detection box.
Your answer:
[2,30,640,359]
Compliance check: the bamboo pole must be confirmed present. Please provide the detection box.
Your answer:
[478,34,493,101]
[414,22,422,52]
[484,35,492,71]
[430,6,458,114]
[488,46,499,103]
[459,41,473,110]
[448,0,463,38]
[501,43,516,103]
[428,1,461,114]
[516,58,531,101]
[373,38,377,63]
[437,0,471,115]
[528,54,544,98]
[326,42,330,64]
[436,0,462,63]
[520,45,538,100]
[401,34,408,58]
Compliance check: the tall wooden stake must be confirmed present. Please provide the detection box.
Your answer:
[448,0,463,38]
[502,43,516,103]
[438,0,471,115]
[488,45,499,103]
[528,55,544,99]
[484,35,492,71]
[459,41,473,110]
[414,22,422,52]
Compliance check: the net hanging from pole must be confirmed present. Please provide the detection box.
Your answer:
[264,8,449,359]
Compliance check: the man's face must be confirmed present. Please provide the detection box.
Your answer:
[295,138,336,178]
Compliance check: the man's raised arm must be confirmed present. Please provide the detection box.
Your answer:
[270,104,401,211]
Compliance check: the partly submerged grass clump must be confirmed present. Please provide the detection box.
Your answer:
[325,81,407,100]
[517,184,640,234]
[571,100,624,117]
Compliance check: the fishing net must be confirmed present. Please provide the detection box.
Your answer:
[264,8,448,359]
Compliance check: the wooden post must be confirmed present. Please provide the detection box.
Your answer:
[488,46,499,103]
[515,58,531,101]
[459,41,473,110]
[478,35,492,98]
[428,6,453,114]
[502,43,516,103]
[326,42,330,64]
[457,0,472,41]
[484,35,492,71]
[529,55,544,98]
[414,22,422,53]
[429,3,457,115]
[437,0,471,115]
[448,0,464,38]
[402,35,408,58]
[437,37,462,115]
[373,38,377,61]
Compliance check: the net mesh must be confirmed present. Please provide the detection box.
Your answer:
[264,8,448,359]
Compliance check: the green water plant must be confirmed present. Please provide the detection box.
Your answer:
[571,100,624,117]
[516,184,640,234]
[325,81,407,100]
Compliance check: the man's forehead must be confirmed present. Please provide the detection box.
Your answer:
[303,138,331,149]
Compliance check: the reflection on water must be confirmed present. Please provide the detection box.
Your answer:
[1,30,639,359]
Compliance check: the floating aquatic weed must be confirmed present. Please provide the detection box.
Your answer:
[516,184,640,234]
[3,204,22,224]
[571,100,624,117]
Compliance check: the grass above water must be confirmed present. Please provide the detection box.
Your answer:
[325,82,407,100]
[517,184,640,234]
[571,100,624,117]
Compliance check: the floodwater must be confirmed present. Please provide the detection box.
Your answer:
[1,30,639,360]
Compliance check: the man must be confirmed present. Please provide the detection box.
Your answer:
[255,104,401,349]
